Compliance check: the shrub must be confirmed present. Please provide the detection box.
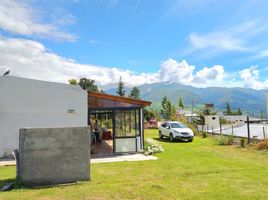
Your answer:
[144,138,164,155]
[201,131,208,138]
[214,135,234,145]
[256,139,268,150]
[240,138,246,148]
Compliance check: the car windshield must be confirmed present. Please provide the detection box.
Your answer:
[170,122,186,128]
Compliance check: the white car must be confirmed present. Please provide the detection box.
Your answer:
[159,121,194,142]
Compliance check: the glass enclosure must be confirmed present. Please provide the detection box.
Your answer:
[115,109,140,138]
[88,95,145,154]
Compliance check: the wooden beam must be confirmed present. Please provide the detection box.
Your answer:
[88,92,151,107]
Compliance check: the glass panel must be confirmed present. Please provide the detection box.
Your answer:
[115,109,140,137]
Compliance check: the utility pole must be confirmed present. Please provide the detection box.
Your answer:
[191,100,194,124]
[246,116,250,144]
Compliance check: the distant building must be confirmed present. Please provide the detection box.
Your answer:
[266,94,268,117]
[223,115,247,123]
[204,115,220,129]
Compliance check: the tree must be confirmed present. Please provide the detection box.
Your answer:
[178,97,184,109]
[194,106,217,125]
[226,102,232,115]
[260,109,265,119]
[100,89,106,94]
[129,87,140,99]
[161,96,176,120]
[237,108,242,115]
[143,108,155,122]
[68,79,78,85]
[116,76,125,97]
[78,78,99,92]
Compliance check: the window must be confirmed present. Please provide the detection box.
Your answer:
[212,117,216,120]
[170,122,186,128]
[115,109,140,137]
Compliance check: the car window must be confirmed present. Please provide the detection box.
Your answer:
[170,122,186,128]
[161,123,166,128]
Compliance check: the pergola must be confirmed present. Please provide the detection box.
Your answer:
[88,92,151,154]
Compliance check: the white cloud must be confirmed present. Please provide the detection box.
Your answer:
[194,65,224,83]
[255,50,268,58]
[6,35,268,90]
[159,59,194,84]
[239,66,268,89]
[0,36,230,88]
[186,20,268,57]
[0,37,158,86]
[0,0,76,41]
[89,39,99,44]
[189,32,246,52]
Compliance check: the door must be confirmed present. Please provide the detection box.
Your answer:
[114,109,140,153]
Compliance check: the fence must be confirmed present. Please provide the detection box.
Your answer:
[198,117,268,143]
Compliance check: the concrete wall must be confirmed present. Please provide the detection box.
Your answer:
[204,115,220,128]
[18,127,90,185]
[0,76,88,157]
[223,115,247,123]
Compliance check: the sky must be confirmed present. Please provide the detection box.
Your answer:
[0,0,268,89]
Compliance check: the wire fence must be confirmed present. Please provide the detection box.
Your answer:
[198,122,268,141]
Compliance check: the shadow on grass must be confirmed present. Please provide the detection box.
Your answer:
[0,179,35,191]
[153,137,190,143]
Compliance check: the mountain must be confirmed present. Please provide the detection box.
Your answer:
[106,82,268,116]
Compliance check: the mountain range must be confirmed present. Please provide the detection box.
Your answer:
[106,82,268,116]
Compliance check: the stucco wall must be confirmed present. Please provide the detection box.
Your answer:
[18,127,90,185]
[0,76,88,157]
[204,115,220,128]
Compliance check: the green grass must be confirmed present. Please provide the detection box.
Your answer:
[1,129,268,200]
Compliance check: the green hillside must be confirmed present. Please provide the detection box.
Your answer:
[107,82,267,116]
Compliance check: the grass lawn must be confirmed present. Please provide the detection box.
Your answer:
[1,129,268,200]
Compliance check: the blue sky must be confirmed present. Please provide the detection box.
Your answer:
[1,0,268,89]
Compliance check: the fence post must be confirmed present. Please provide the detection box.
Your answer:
[246,116,250,144]
[220,123,222,134]
[232,125,234,135]
[263,126,266,140]
[212,126,213,137]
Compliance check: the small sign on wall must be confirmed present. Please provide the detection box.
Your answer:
[67,109,75,114]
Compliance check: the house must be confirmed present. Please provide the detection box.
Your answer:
[0,76,151,157]
[0,76,88,157]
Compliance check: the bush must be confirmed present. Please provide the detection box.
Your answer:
[214,135,234,145]
[144,138,164,155]
[201,131,208,138]
[256,139,268,150]
[240,138,246,148]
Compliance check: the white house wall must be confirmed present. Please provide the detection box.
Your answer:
[0,76,88,157]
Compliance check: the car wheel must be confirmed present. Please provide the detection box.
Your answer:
[188,139,193,142]
[170,133,174,142]
[159,131,163,139]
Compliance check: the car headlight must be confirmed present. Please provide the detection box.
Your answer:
[174,130,180,134]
